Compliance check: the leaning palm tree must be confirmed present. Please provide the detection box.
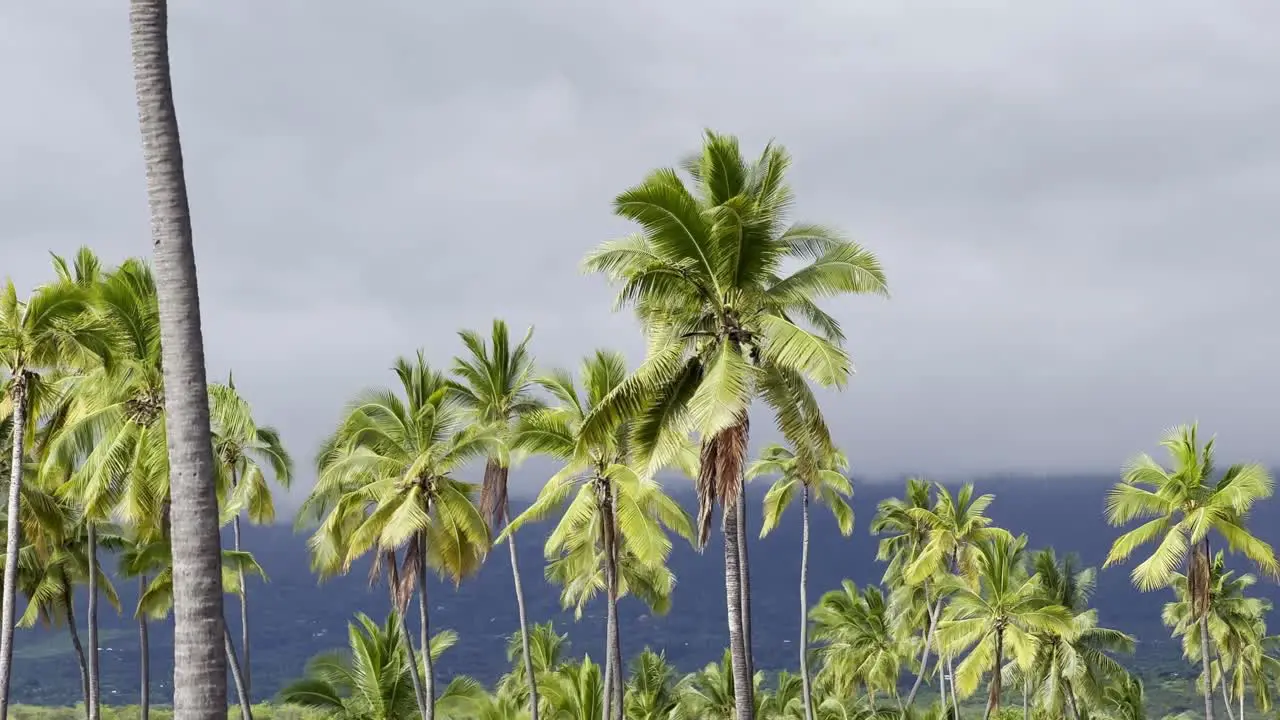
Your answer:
[320,352,493,720]
[449,319,543,720]
[0,277,106,719]
[582,131,888,720]
[750,443,853,720]
[936,533,1074,720]
[1104,424,1278,720]
[503,350,693,720]
[209,377,294,697]
[130,0,228,718]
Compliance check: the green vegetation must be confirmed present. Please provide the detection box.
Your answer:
[2,130,1278,720]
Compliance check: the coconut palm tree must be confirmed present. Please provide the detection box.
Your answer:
[870,478,938,709]
[582,130,888,720]
[449,319,543,720]
[496,622,570,707]
[503,350,693,720]
[0,276,106,719]
[936,533,1074,720]
[130,0,227,717]
[1018,549,1134,720]
[1104,424,1278,720]
[809,581,910,712]
[624,649,682,720]
[750,443,853,720]
[676,650,766,720]
[541,658,606,720]
[318,352,493,720]
[209,377,294,697]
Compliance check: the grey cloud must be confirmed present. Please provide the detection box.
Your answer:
[3,0,1279,511]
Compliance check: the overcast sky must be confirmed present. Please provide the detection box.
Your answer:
[4,1,1279,504]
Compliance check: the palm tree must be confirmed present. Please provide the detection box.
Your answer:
[936,533,1074,720]
[449,319,543,720]
[280,612,478,720]
[118,528,170,720]
[317,352,493,720]
[1020,549,1134,720]
[676,650,766,720]
[624,649,682,720]
[496,622,570,707]
[1104,424,1278,720]
[809,581,910,712]
[209,377,294,698]
[541,658,606,720]
[582,130,888,720]
[130,0,228,717]
[750,443,853,720]
[504,350,693,720]
[0,277,106,719]
[870,478,937,709]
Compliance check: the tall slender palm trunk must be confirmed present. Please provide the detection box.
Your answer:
[224,627,252,720]
[61,589,91,718]
[139,576,150,720]
[231,467,251,697]
[735,479,754,683]
[502,506,539,720]
[600,488,620,720]
[949,657,960,719]
[1064,679,1082,720]
[387,551,427,720]
[983,626,1005,720]
[86,524,101,720]
[0,372,29,720]
[417,534,436,720]
[723,499,754,720]
[798,487,814,720]
[608,490,623,720]
[130,1,228,719]
[1023,678,1029,720]
[1197,538,1216,720]
[905,594,941,707]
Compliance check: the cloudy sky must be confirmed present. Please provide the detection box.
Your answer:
[4,1,1279,503]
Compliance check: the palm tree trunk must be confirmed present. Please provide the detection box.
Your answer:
[1064,679,1081,720]
[949,657,961,719]
[86,524,101,720]
[1022,677,1029,720]
[610,492,623,720]
[62,589,91,719]
[799,486,814,720]
[0,372,29,720]
[984,627,1004,720]
[724,499,755,720]
[939,652,950,718]
[231,466,251,698]
[130,2,227,719]
[1221,678,1236,720]
[1198,542,1216,720]
[417,533,436,720]
[736,479,754,682]
[601,489,621,720]
[387,551,427,720]
[502,507,539,720]
[224,625,252,720]
[139,576,150,720]
[905,593,942,708]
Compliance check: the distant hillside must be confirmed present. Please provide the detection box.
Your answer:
[12,474,1280,706]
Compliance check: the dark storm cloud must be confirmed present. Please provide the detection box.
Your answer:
[3,1,1279,508]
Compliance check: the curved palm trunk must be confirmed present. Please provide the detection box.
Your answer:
[983,626,1005,720]
[139,576,150,720]
[798,487,814,720]
[386,552,427,720]
[939,651,949,716]
[86,524,101,720]
[130,2,228,719]
[1064,679,1081,720]
[736,480,754,683]
[416,533,436,720]
[231,466,251,697]
[61,589,91,718]
[0,373,29,720]
[608,490,623,720]
[1218,655,1235,720]
[905,593,941,708]
[224,626,252,720]
[723,500,755,720]
[502,506,539,720]
[948,652,960,718]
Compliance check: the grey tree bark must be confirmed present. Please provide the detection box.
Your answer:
[798,487,814,720]
[224,626,252,720]
[231,466,251,698]
[608,489,623,720]
[87,524,101,720]
[735,480,754,681]
[949,656,961,719]
[601,487,618,720]
[905,594,942,708]
[502,505,539,720]
[417,534,436,720]
[1199,550,1216,720]
[129,2,228,719]
[724,500,754,720]
[61,589,91,719]
[983,627,1005,720]
[386,551,427,719]
[139,576,150,720]
[0,373,29,720]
